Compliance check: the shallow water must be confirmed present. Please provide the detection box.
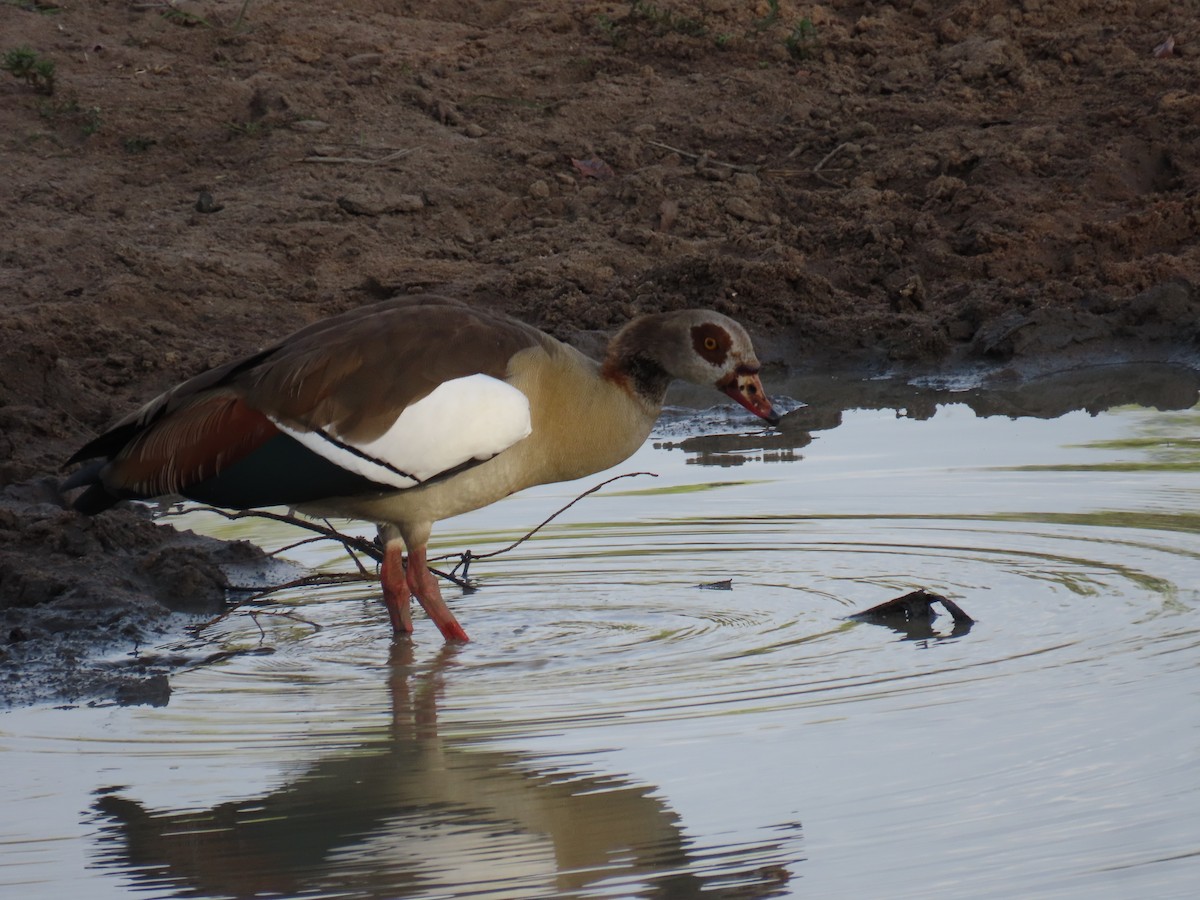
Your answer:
[4,365,1200,899]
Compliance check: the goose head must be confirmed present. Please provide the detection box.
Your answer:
[606,309,780,425]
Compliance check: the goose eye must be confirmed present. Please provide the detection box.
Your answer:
[692,324,730,364]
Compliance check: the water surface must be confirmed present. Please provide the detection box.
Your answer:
[3,364,1199,899]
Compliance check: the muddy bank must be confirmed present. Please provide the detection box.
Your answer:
[0,479,280,708]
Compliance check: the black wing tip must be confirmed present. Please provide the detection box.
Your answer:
[60,460,104,492]
[59,461,124,515]
[70,483,124,515]
[64,422,139,469]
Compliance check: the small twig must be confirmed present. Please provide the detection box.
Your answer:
[183,592,325,644]
[171,471,657,593]
[323,517,373,578]
[270,534,332,557]
[300,148,416,165]
[170,506,383,562]
[429,564,472,591]
[812,141,850,186]
[645,139,760,174]
[228,572,372,602]
[248,609,268,642]
[343,543,373,579]
[450,549,474,582]
[432,471,658,566]
[249,609,322,635]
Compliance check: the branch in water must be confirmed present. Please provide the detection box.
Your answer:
[164,470,658,591]
[226,572,373,601]
[430,470,658,580]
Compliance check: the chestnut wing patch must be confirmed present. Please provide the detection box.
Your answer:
[106,394,280,499]
[98,393,408,509]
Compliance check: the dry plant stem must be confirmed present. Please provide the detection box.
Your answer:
[228,573,372,601]
[322,517,374,578]
[812,141,850,186]
[173,506,384,563]
[248,609,321,638]
[160,473,659,650]
[271,534,336,556]
[185,603,323,642]
[644,140,760,175]
[434,471,658,581]
[166,472,657,594]
[301,148,416,165]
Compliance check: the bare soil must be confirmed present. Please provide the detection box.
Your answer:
[2,0,1199,706]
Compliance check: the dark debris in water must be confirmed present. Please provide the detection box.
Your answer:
[849,589,974,640]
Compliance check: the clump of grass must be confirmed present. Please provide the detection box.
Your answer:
[597,2,820,63]
[2,45,56,94]
[161,5,212,28]
[631,1,707,37]
[3,1,61,13]
[596,12,623,47]
[597,1,709,47]
[122,135,157,154]
[756,0,782,30]
[40,97,102,136]
[231,0,254,31]
[784,18,819,60]
[159,0,253,31]
[226,119,268,138]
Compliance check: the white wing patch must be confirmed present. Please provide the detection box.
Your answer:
[274,374,532,489]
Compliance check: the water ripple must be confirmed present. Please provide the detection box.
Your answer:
[5,398,1200,900]
[157,498,1197,747]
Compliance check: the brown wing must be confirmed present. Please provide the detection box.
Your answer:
[65,297,553,508]
[240,298,548,442]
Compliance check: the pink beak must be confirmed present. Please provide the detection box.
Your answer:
[720,369,780,425]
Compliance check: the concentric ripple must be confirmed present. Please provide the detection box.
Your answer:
[189,495,1196,739]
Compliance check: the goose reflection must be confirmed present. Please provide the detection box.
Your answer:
[658,361,1200,467]
[91,642,796,898]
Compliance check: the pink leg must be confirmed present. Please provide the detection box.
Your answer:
[381,540,413,634]
[405,545,471,643]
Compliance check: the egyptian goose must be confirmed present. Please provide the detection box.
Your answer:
[63,296,779,642]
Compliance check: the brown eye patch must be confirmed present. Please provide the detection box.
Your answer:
[691,323,731,366]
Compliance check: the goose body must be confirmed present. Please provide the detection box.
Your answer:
[64,296,779,641]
